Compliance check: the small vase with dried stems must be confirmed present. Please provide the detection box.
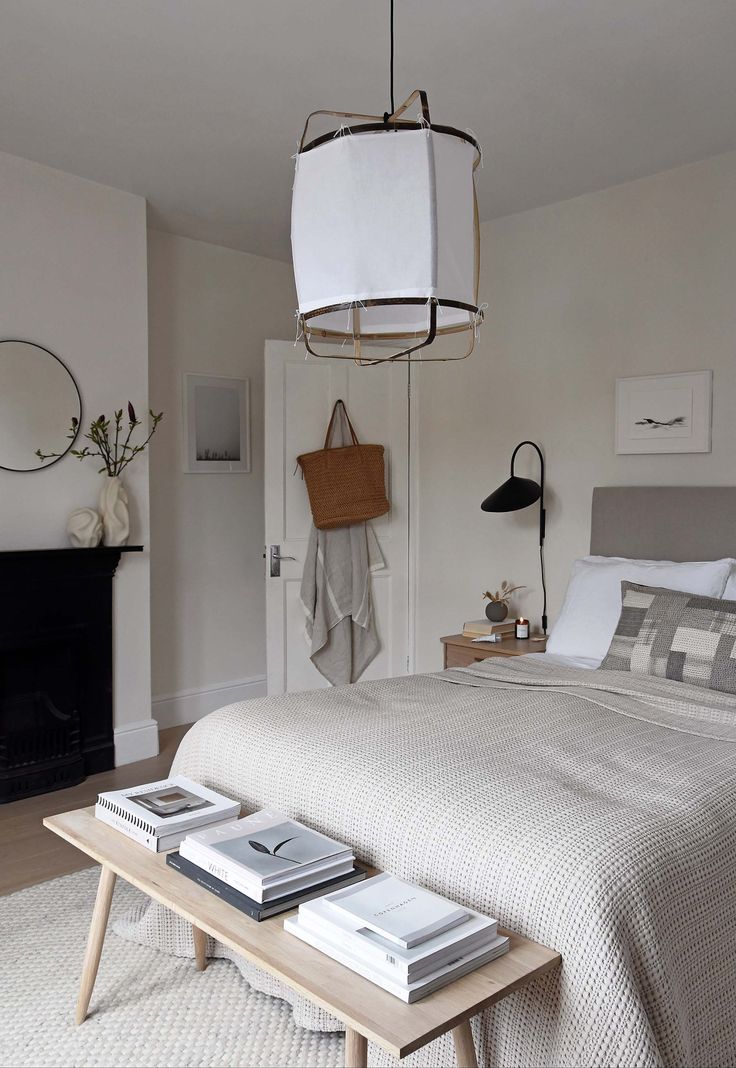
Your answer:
[482,580,526,622]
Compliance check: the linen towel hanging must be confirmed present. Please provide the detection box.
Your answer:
[299,404,385,686]
[297,400,389,529]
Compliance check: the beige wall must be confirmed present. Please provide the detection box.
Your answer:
[147,231,295,725]
[413,150,736,671]
[0,151,153,761]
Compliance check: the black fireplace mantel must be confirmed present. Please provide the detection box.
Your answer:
[0,545,143,580]
[0,544,143,802]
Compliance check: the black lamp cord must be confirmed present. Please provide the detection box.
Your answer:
[383,0,395,126]
[539,541,548,636]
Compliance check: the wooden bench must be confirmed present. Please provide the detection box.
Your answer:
[45,807,560,1067]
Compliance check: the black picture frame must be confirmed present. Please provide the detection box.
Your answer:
[0,338,82,473]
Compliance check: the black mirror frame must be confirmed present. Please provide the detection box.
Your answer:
[0,339,83,473]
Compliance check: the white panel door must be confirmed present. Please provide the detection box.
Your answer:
[264,341,410,694]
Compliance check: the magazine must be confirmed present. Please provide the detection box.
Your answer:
[95,776,240,850]
[326,873,469,949]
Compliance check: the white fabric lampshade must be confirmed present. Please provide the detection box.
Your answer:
[291,125,480,354]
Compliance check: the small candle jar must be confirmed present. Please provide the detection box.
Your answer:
[515,617,529,639]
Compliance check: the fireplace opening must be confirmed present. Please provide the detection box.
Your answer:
[0,546,140,803]
[0,631,85,802]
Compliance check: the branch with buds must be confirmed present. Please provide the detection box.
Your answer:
[37,403,163,476]
[483,580,526,606]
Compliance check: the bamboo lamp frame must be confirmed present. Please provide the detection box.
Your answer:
[295,90,483,366]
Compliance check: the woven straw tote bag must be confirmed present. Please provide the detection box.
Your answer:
[297,400,389,529]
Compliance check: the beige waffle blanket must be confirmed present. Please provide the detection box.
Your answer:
[119,658,736,1067]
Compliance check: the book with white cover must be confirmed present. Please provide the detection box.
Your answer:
[95,776,240,851]
[297,894,498,981]
[94,805,236,853]
[284,915,510,1002]
[180,842,355,904]
[179,809,353,901]
[327,873,469,949]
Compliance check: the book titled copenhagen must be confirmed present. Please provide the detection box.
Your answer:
[327,873,469,948]
[179,809,355,905]
[95,775,240,853]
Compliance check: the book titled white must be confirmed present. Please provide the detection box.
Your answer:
[327,873,469,949]
[284,915,510,1002]
[180,841,355,904]
[180,809,353,901]
[297,894,498,982]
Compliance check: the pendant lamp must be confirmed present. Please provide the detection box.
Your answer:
[290,7,483,365]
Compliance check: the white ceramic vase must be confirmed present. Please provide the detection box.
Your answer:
[67,507,103,548]
[99,475,129,546]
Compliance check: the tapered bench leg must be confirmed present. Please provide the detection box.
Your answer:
[193,924,208,971]
[452,1019,478,1067]
[75,865,117,1025]
[345,1027,367,1068]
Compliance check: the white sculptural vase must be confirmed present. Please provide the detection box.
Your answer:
[99,475,130,546]
[67,507,103,548]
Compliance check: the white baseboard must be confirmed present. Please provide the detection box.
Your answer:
[152,675,267,730]
[114,718,160,766]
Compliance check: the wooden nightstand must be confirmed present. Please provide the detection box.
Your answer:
[441,633,547,669]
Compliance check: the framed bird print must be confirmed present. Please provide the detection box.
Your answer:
[615,370,712,454]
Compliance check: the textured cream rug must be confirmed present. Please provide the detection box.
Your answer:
[0,867,343,1068]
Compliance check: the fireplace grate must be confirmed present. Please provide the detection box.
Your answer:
[0,692,84,802]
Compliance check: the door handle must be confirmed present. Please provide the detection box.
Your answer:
[268,545,297,577]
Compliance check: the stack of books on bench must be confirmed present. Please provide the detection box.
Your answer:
[168,808,367,921]
[285,872,509,1002]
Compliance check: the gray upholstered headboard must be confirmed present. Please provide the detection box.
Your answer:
[591,486,736,561]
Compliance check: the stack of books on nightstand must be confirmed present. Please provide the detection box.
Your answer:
[285,873,509,1002]
[462,618,515,638]
[168,809,367,921]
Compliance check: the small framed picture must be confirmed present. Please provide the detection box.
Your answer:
[184,374,251,473]
[615,370,712,455]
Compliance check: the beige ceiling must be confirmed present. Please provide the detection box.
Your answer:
[2,0,736,262]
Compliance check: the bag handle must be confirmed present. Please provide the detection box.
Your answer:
[324,399,360,449]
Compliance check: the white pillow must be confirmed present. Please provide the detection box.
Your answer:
[546,555,732,664]
[723,560,736,600]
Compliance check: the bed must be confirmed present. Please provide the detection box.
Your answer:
[123,487,736,1067]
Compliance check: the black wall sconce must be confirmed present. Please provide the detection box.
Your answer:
[481,440,547,634]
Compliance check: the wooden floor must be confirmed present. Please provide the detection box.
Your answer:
[0,724,192,895]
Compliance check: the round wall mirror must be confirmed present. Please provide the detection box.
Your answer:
[0,340,82,472]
